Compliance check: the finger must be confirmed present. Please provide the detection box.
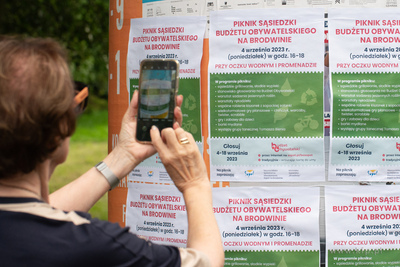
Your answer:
[173,95,183,127]
[121,90,138,126]
[160,127,178,146]
[176,94,183,108]
[174,106,183,128]
[174,127,186,140]
[131,90,139,118]
[175,128,193,147]
[150,126,165,152]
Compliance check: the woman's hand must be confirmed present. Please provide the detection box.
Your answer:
[150,126,208,193]
[150,126,224,267]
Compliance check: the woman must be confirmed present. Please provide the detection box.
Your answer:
[0,36,223,266]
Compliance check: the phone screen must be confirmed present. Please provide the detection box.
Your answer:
[136,60,179,142]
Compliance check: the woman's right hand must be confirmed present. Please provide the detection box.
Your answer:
[150,126,225,267]
[150,126,208,193]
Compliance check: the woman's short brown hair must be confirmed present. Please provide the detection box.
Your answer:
[0,36,76,178]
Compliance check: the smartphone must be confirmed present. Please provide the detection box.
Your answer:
[136,59,179,143]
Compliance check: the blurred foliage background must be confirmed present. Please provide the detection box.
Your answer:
[0,1,110,220]
[0,0,109,97]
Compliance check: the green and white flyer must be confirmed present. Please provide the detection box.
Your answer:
[127,16,206,182]
[213,186,320,266]
[326,185,400,266]
[208,9,325,181]
[329,9,400,181]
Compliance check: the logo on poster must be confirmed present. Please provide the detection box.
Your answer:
[396,142,400,151]
[147,171,154,177]
[367,170,378,176]
[271,142,282,152]
[244,170,254,177]
[271,142,300,152]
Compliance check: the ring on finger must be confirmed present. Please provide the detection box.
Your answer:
[179,137,190,145]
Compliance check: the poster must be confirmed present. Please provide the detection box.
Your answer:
[126,183,188,247]
[326,185,400,266]
[329,9,400,181]
[208,8,325,181]
[213,187,320,266]
[126,16,206,182]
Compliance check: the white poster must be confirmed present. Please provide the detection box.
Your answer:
[127,16,206,182]
[126,183,188,247]
[326,185,400,266]
[328,9,400,181]
[213,187,320,266]
[208,8,325,182]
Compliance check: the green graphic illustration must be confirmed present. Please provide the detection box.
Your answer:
[278,257,287,267]
[210,72,323,138]
[182,119,198,134]
[179,79,201,141]
[301,88,318,105]
[294,115,319,132]
[274,107,289,123]
[280,78,293,96]
[184,94,197,110]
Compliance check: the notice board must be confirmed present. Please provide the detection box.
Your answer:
[108,1,400,266]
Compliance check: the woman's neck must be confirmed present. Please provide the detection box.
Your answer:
[0,181,42,200]
[0,161,51,202]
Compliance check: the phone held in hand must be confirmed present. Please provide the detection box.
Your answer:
[136,59,180,143]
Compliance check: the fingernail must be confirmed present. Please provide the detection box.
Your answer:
[151,125,158,130]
